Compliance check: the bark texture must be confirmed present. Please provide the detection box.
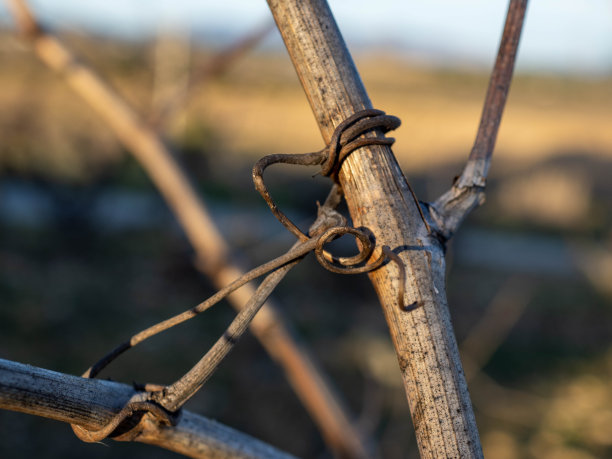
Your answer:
[267,0,483,457]
[0,359,294,459]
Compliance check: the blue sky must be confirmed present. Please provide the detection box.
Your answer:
[2,1,611,75]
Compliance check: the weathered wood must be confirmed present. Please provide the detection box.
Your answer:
[267,0,483,457]
[6,1,368,455]
[0,358,295,459]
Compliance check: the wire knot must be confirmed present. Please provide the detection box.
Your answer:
[71,392,179,443]
[320,109,401,182]
[252,109,408,308]
[253,109,400,241]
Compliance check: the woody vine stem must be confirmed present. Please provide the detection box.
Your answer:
[0,0,528,457]
[266,0,527,457]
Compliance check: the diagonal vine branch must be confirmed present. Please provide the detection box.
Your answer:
[153,191,346,412]
[5,1,370,456]
[430,0,529,241]
[149,21,275,132]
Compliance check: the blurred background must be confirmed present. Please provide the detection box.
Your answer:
[1,1,612,458]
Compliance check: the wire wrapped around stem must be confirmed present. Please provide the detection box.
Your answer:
[76,110,410,440]
[252,109,400,241]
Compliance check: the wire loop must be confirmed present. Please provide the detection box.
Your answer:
[71,394,178,443]
[253,109,401,241]
[314,226,385,275]
[321,109,401,180]
[253,109,408,309]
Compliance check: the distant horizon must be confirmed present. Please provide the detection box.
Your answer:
[1,0,611,75]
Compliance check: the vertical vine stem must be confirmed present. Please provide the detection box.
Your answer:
[267,0,486,457]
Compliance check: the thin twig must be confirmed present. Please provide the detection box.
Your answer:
[6,1,370,455]
[158,248,302,411]
[85,237,318,379]
[430,0,528,240]
[464,0,528,183]
[149,21,275,132]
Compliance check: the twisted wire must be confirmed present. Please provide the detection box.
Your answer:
[253,109,400,241]
[73,109,409,441]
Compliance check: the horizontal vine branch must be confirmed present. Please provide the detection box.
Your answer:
[0,358,294,459]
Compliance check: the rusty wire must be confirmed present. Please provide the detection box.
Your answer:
[75,109,408,440]
[253,109,400,241]
[72,393,178,443]
[71,0,528,443]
